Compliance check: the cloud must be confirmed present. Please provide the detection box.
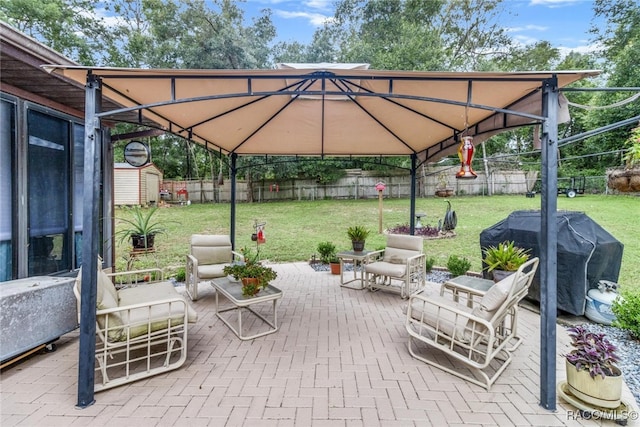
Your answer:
[304,0,333,11]
[274,10,331,27]
[506,24,548,33]
[529,0,582,8]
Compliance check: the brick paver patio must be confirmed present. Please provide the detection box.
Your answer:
[1,262,638,426]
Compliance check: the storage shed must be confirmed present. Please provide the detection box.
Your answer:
[114,162,163,206]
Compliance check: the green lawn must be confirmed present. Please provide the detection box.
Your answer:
[115,194,640,292]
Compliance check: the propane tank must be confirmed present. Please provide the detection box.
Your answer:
[584,280,619,325]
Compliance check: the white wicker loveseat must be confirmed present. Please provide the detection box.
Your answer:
[74,265,197,392]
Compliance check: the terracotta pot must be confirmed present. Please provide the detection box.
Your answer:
[241,277,261,296]
[565,359,622,409]
[330,262,341,275]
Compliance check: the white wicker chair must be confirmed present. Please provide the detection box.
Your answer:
[364,234,426,299]
[74,267,197,392]
[186,234,244,301]
[405,257,539,390]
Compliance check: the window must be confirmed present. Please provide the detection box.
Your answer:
[0,99,15,281]
[27,109,70,275]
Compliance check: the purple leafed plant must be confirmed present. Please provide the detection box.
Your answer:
[565,326,620,379]
[388,223,441,237]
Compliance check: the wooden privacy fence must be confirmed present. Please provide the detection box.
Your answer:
[159,172,609,204]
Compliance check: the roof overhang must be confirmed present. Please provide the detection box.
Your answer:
[43,64,600,162]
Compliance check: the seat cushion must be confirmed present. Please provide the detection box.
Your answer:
[365,261,407,278]
[408,294,472,342]
[480,273,515,311]
[198,264,226,279]
[113,281,198,341]
[386,234,423,251]
[75,265,125,341]
[190,234,232,265]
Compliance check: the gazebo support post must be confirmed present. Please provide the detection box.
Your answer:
[539,76,559,410]
[409,154,417,235]
[77,73,101,408]
[230,153,237,250]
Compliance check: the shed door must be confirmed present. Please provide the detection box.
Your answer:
[146,173,159,204]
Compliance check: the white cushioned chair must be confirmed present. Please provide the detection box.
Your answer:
[74,265,197,392]
[405,257,539,390]
[364,234,426,299]
[186,234,244,301]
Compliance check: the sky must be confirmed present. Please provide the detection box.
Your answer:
[241,0,604,56]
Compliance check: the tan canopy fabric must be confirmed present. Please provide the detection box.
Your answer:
[44,65,599,161]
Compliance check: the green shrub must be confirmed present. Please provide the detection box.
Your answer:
[425,256,436,273]
[172,266,186,282]
[317,241,337,264]
[447,255,471,277]
[612,290,640,339]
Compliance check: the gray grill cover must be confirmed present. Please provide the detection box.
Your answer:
[479,210,623,316]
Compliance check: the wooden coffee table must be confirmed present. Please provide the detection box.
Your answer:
[211,277,282,340]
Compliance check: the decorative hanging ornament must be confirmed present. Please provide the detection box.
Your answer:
[456,136,478,179]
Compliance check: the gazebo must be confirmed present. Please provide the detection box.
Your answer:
[44,63,600,410]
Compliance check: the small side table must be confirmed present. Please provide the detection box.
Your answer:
[211,277,283,340]
[337,250,374,290]
[442,275,495,307]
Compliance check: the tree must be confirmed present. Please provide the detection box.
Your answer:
[0,0,111,65]
[583,0,640,171]
[324,0,512,71]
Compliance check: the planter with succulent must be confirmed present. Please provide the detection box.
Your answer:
[347,225,370,252]
[317,241,340,274]
[564,325,622,409]
[608,125,640,192]
[482,240,530,282]
[435,173,454,197]
[116,206,168,250]
[223,249,277,297]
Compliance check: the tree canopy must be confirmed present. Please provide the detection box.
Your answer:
[2,0,638,182]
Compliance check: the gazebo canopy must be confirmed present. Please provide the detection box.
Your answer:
[46,63,600,410]
[44,64,599,162]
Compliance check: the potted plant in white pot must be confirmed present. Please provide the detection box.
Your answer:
[564,325,622,409]
[482,240,530,282]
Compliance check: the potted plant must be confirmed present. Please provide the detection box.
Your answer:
[329,255,341,275]
[482,240,530,282]
[223,248,277,296]
[317,241,341,274]
[564,325,622,409]
[347,225,370,252]
[115,206,168,250]
[435,173,454,197]
[608,125,640,192]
